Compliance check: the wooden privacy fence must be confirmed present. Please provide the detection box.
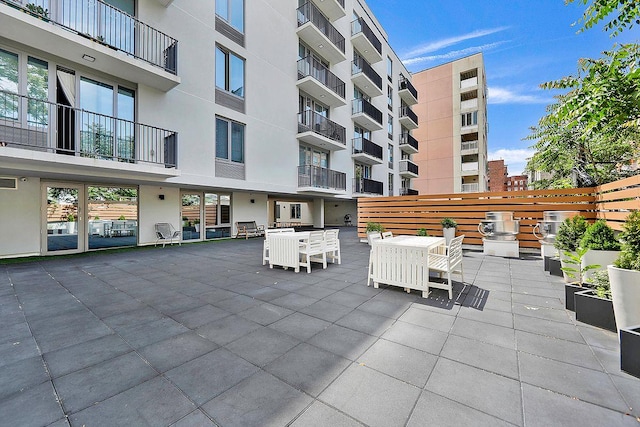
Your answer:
[358,175,640,249]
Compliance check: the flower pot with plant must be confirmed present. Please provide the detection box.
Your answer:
[366,222,384,245]
[561,247,601,311]
[554,215,588,282]
[194,219,200,233]
[574,270,616,332]
[608,211,640,333]
[416,228,429,236]
[441,217,457,245]
[580,220,620,283]
[24,3,49,21]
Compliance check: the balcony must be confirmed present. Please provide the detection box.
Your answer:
[352,98,383,131]
[351,137,383,165]
[461,161,479,175]
[461,140,478,154]
[399,133,419,154]
[398,78,418,105]
[353,177,383,195]
[297,111,346,151]
[0,90,179,177]
[400,188,419,196]
[460,76,478,89]
[313,0,345,21]
[351,56,382,98]
[0,0,179,92]
[297,2,346,64]
[399,106,418,130]
[351,17,382,64]
[461,98,478,110]
[298,164,346,194]
[297,56,346,107]
[399,159,419,178]
[461,183,479,193]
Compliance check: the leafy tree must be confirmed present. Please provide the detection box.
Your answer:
[567,0,640,36]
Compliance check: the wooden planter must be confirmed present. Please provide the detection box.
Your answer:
[620,325,640,379]
[574,289,616,332]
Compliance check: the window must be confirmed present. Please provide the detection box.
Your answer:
[216,46,245,98]
[0,49,19,120]
[216,117,245,163]
[387,114,393,138]
[387,86,393,110]
[216,0,244,32]
[461,111,478,127]
[387,56,393,81]
[388,143,393,168]
[389,173,393,194]
[291,204,301,219]
[354,86,370,102]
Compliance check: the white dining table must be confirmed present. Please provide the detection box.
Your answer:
[268,232,311,273]
[370,235,446,297]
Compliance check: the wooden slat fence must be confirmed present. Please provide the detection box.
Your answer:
[595,175,640,231]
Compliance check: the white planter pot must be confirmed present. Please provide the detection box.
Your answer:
[608,265,640,333]
[581,250,620,283]
[443,227,456,246]
[66,222,76,234]
[195,224,200,233]
[559,250,576,283]
[366,231,381,245]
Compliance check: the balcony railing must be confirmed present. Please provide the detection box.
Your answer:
[400,133,419,151]
[399,78,418,100]
[298,165,346,191]
[462,161,479,172]
[350,17,382,55]
[400,188,419,196]
[297,110,346,145]
[399,159,419,175]
[353,177,383,195]
[297,56,345,99]
[2,0,178,74]
[0,90,177,167]
[461,183,479,192]
[352,137,382,160]
[297,1,345,54]
[352,98,383,125]
[352,56,382,90]
[461,140,478,151]
[400,106,418,125]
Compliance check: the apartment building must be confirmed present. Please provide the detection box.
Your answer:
[411,53,488,194]
[488,159,508,192]
[0,0,417,258]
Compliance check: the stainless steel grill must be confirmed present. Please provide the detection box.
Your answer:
[533,211,580,244]
[478,212,520,241]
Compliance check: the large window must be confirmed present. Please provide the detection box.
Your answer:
[0,49,19,120]
[461,111,478,127]
[387,86,393,110]
[291,204,301,219]
[216,46,245,98]
[216,0,244,32]
[216,117,244,163]
[387,56,393,81]
[387,114,393,138]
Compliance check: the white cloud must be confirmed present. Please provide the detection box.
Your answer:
[400,27,510,60]
[488,86,552,105]
[488,149,535,175]
[403,42,507,66]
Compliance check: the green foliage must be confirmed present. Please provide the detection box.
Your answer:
[25,3,48,18]
[566,0,640,36]
[590,270,612,299]
[555,215,589,252]
[561,247,601,283]
[93,216,100,220]
[66,213,76,222]
[580,220,621,250]
[118,215,126,221]
[614,211,640,271]
[366,222,385,233]
[440,218,457,228]
[416,228,429,236]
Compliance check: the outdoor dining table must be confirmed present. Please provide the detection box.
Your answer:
[370,235,447,297]
[267,231,311,273]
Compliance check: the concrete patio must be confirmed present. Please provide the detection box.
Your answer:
[1,228,638,426]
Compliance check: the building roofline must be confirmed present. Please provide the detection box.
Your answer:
[410,52,484,76]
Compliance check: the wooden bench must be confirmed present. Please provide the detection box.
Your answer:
[235,221,265,239]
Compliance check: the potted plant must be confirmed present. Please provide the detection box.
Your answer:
[366,222,384,244]
[608,211,640,333]
[66,212,77,234]
[560,247,600,311]
[24,3,49,21]
[194,218,200,233]
[580,220,620,283]
[441,217,457,245]
[416,228,429,236]
[554,215,588,282]
[574,270,616,332]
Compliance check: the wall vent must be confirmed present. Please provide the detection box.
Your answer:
[0,177,18,190]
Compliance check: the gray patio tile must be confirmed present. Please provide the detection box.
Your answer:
[69,377,195,427]
[319,363,421,427]
[202,371,312,427]
[193,288,239,304]
[441,334,519,379]
[170,410,216,427]
[0,336,40,368]
[243,286,290,302]
[165,348,259,405]
[265,342,351,397]
[290,401,364,427]
[268,312,331,341]
[237,302,293,325]
[513,313,585,343]
[322,290,371,308]
[382,320,449,355]
[336,309,396,336]
[172,304,231,328]
[512,292,564,310]
[519,352,629,412]
[152,294,204,316]
[512,302,573,323]
[611,374,640,417]
[270,281,310,292]
[450,317,516,349]
[46,418,71,427]
[195,314,262,346]
[270,293,319,311]
[118,317,189,348]
[87,298,148,319]
[512,284,564,298]
[43,334,131,379]
[577,324,619,351]
[457,305,514,328]
[358,298,411,319]
[407,390,514,427]
[225,327,300,367]
[211,294,262,314]
[300,300,353,323]
[0,355,49,401]
[102,306,164,330]
[397,306,456,333]
[316,278,352,290]
[0,381,63,427]
[54,352,156,414]
[342,282,384,297]
[425,358,523,426]
[294,284,339,299]
[522,383,638,427]
[516,330,602,370]
[30,312,113,354]
[359,339,437,387]
[138,331,217,373]
[308,324,377,361]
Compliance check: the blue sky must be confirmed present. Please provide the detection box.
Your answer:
[365,0,638,174]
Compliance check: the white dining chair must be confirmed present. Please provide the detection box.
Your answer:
[324,229,341,264]
[299,230,327,273]
[428,234,465,299]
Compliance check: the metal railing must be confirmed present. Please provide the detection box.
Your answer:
[352,56,382,90]
[297,56,345,99]
[353,178,383,195]
[461,140,478,151]
[297,2,345,54]
[297,111,346,144]
[0,90,177,167]
[399,78,418,100]
[350,17,382,54]
[399,159,419,175]
[461,183,479,193]
[352,137,382,160]
[352,98,383,125]
[400,106,418,125]
[400,188,419,196]
[399,133,419,151]
[3,0,178,74]
[298,165,346,190]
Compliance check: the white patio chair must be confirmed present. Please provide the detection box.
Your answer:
[299,230,327,273]
[428,234,465,299]
[324,229,341,264]
[367,232,383,286]
[382,231,393,239]
[263,228,295,265]
[155,223,181,247]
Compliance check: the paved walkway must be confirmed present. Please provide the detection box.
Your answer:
[1,228,638,426]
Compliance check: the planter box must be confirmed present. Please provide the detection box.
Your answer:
[574,289,616,332]
[549,257,562,277]
[564,283,583,311]
[620,325,640,379]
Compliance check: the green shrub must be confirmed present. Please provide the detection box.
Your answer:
[614,211,640,271]
[591,270,611,299]
[366,222,385,233]
[580,220,620,251]
[561,247,600,283]
[440,218,457,228]
[416,228,429,236]
[118,215,126,220]
[554,215,588,252]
